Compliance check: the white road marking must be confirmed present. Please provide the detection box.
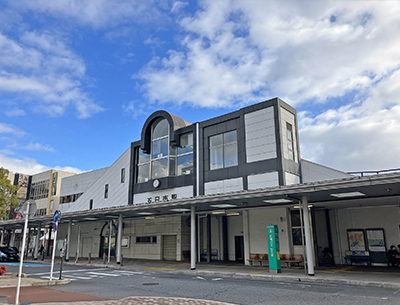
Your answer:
[196,276,205,280]
[212,278,222,281]
[87,271,121,277]
[28,268,108,276]
[116,271,144,275]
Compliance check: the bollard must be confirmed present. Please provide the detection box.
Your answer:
[88,252,91,264]
[103,253,106,264]
[75,252,78,263]
[121,254,123,266]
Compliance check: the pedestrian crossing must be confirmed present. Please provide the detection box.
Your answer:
[28,268,145,281]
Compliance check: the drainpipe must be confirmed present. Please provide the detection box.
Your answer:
[191,205,196,270]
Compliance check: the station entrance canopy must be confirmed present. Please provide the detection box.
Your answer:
[2,172,400,230]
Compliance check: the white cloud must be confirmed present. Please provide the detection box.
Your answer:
[0,123,25,137]
[12,0,170,28]
[122,101,153,119]
[19,142,55,152]
[5,108,26,117]
[0,153,82,175]
[0,31,103,118]
[137,0,400,171]
[171,1,188,14]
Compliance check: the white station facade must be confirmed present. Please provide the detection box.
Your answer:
[2,97,400,275]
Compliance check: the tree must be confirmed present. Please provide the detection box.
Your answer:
[0,167,20,219]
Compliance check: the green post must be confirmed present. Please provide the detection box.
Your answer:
[267,225,281,274]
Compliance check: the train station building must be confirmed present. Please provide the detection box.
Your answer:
[2,97,400,275]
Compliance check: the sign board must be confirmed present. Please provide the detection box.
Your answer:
[53,210,60,223]
[267,225,281,272]
[22,199,37,217]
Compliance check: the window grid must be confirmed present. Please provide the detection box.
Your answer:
[209,130,238,170]
[286,122,294,161]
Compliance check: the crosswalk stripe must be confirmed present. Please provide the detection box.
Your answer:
[28,268,109,276]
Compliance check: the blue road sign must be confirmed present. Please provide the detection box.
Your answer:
[53,210,60,223]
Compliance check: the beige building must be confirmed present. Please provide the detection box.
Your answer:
[29,170,76,216]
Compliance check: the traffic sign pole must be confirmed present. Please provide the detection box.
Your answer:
[50,210,60,281]
[15,201,30,305]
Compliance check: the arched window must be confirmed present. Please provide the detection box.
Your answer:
[136,116,193,183]
[151,119,169,179]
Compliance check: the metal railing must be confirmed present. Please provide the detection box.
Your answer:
[347,168,400,177]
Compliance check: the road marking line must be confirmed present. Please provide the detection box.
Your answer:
[71,276,93,280]
[212,278,222,281]
[144,267,177,271]
[87,272,121,277]
[196,276,205,280]
[28,268,108,276]
[115,271,144,274]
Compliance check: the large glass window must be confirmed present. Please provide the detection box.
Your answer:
[136,118,171,182]
[210,130,238,170]
[286,122,294,161]
[177,133,193,175]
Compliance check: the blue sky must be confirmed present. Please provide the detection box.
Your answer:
[1,0,400,175]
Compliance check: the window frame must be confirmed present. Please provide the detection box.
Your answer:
[286,122,295,161]
[177,132,194,176]
[104,184,109,199]
[209,130,238,170]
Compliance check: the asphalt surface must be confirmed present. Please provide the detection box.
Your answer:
[4,263,400,305]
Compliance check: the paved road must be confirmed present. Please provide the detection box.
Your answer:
[5,264,400,305]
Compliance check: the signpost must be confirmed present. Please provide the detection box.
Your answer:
[15,199,36,305]
[50,210,60,281]
[267,225,281,274]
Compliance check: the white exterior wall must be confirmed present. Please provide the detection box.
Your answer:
[244,107,277,163]
[227,214,243,261]
[60,148,131,213]
[248,207,291,255]
[285,172,300,186]
[121,216,184,260]
[280,107,298,163]
[247,172,279,189]
[60,168,108,197]
[301,159,352,183]
[134,186,193,205]
[204,177,243,195]
[58,221,102,258]
[331,206,400,265]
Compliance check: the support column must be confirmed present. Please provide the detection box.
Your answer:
[10,229,16,247]
[75,225,81,263]
[34,223,41,260]
[190,205,196,270]
[0,229,4,245]
[108,220,112,263]
[302,196,315,276]
[243,210,250,265]
[222,215,228,262]
[206,214,211,263]
[116,214,123,264]
[66,220,72,261]
[46,225,52,257]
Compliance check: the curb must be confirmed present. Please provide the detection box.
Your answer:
[32,278,71,287]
